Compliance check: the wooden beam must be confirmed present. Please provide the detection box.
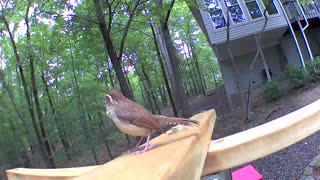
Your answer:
[202,99,320,176]
[6,166,99,180]
[6,110,216,180]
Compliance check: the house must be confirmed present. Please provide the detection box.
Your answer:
[191,0,320,106]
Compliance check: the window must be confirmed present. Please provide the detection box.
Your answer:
[263,0,278,15]
[205,0,226,29]
[225,0,246,23]
[245,0,263,19]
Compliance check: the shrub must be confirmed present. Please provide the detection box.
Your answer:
[306,57,320,82]
[285,65,309,88]
[262,80,282,102]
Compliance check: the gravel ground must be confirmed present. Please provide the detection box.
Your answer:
[251,131,320,180]
[229,83,320,179]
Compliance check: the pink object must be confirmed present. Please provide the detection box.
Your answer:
[232,165,263,180]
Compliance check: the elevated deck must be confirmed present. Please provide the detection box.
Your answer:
[198,0,320,45]
[284,0,320,21]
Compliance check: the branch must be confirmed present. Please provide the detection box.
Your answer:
[104,0,125,35]
[163,0,175,28]
[106,0,114,36]
[111,22,151,38]
[40,10,99,24]
[118,0,141,61]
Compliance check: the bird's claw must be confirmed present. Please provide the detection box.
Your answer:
[130,144,156,155]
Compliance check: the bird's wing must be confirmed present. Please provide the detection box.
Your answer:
[132,114,161,131]
[154,115,199,127]
[115,108,161,131]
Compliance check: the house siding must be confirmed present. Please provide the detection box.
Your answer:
[198,0,288,45]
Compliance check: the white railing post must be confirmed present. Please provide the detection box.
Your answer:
[296,0,313,61]
[279,0,306,68]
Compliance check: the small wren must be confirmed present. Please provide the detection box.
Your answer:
[105,90,198,154]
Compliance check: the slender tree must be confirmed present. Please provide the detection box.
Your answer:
[155,0,191,118]
[1,3,54,167]
[246,1,273,121]
[93,0,145,99]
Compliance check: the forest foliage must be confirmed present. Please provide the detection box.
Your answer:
[0,0,221,171]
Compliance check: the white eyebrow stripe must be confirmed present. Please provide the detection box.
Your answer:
[106,94,114,104]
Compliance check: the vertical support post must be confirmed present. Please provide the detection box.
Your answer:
[279,0,306,68]
[296,0,313,61]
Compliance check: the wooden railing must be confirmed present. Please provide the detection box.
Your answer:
[202,98,320,175]
[6,110,216,180]
[6,99,320,180]
[284,0,320,21]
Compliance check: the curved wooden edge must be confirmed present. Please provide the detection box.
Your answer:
[6,166,99,180]
[202,99,320,176]
[6,110,216,180]
[77,110,216,180]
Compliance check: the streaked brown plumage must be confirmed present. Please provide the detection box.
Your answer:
[105,90,198,154]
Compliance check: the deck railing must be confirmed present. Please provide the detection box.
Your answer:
[284,0,320,21]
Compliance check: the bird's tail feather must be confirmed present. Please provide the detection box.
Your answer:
[154,115,199,128]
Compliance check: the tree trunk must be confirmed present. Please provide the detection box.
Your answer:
[138,81,148,106]
[87,114,99,165]
[159,23,190,117]
[156,0,190,118]
[149,20,177,116]
[25,6,55,167]
[210,63,218,87]
[67,31,98,164]
[223,0,246,117]
[93,0,134,99]
[185,15,205,94]
[140,63,161,114]
[130,61,156,113]
[96,113,114,160]
[124,71,133,95]
[160,85,168,106]
[3,13,53,168]
[183,49,198,95]
[0,72,32,167]
[106,59,115,89]
[188,42,205,95]
[6,110,31,167]
[246,2,272,121]
[41,71,72,160]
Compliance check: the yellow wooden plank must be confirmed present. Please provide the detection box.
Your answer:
[6,110,216,180]
[6,166,99,180]
[202,99,320,176]
[77,110,215,180]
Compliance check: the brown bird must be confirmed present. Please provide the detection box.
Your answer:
[105,90,198,154]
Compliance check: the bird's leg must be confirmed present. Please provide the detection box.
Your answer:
[143,134,151,152]
[124,136,148,155]
[131,134,155,155]
[135,137,144,148]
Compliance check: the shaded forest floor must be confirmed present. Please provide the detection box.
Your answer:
[55,82,320,178]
